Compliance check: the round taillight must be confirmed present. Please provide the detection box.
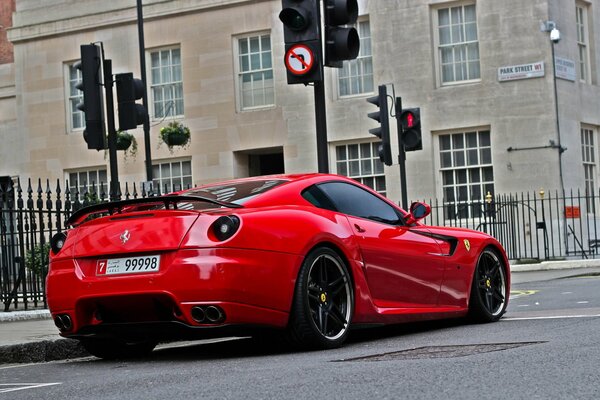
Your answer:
[211,216,240,241]
[50,231,68,254]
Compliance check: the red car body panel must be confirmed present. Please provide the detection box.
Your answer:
[46,173,510,341]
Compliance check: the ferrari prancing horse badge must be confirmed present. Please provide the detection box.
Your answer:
[463,239,471,252]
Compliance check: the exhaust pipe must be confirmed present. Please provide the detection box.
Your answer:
[54,316,64,330]
[191,306,206,323]
[54,314,73,331]
[60,314,73,331]
[205,306,224,323]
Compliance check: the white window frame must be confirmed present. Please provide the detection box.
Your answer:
[65,168,108,201]
[333,141,386,195]
[65,62,85,132]
[337,18,374,98]
[581,125,597,212]
[433,2,481,87]
[435,128,494,220]
[576,2,591,84]
[233,31,275,112]
[148,46,184,120]
[152,158,193,193]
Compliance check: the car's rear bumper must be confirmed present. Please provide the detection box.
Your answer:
[47,248,302,338]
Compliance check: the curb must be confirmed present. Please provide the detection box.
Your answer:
[0,309,51,322]
[510,259,600,272]
[0,339,89,364]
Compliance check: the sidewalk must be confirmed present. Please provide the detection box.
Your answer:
[1,259,599,363]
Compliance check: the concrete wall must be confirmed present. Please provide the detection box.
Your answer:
[2,0,600,204]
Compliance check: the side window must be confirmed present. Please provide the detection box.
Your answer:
[317,182,400,224]
[302,185,337,212]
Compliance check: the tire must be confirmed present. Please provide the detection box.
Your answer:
[81,338,157,360]
[288,247,354,349]
[468,247,508,322]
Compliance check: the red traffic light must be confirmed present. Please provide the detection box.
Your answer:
[405,112,414,128]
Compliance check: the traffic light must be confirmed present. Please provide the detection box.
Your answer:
[279,0,322,84]
[400,108,422,152]
[75,44,105,150]
[367,85,392,166]
[116,73,147,131]
[323,0,360,67]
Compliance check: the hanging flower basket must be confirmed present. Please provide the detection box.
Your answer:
[116,131,134,151]
[105,131,138,161]
[159,121,190,151]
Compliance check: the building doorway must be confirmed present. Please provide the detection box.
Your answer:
[235,147,284,177]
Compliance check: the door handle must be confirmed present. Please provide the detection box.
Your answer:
[354,224,366,233]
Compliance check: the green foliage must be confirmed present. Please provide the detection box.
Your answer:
[116,131,138,161]
[25,242,50,276]
[159,121,190,153]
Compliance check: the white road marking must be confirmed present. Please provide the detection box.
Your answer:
[561,292,573,295]
[0,383,62,393]
[577,301,590,304]
[517,304,530,307]
[503,314,600,321]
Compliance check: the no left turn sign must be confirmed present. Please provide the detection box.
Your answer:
[285,44,315,75]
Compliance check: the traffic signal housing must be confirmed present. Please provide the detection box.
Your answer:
[279,0,322,84]
[367,85,392,166]
[116,73,147,131]
[400,108,422,152]
[75,44,105,150]
[323,0,360,67]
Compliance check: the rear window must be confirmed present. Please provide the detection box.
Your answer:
[186,179,286,205]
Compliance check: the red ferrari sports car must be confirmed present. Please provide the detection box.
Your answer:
[47,173,509,359]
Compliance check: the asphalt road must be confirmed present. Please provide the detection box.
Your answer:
[1,271,599,399]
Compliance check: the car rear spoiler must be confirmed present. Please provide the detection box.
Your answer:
[66,195,243,227]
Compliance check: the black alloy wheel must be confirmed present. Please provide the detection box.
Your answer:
[288,247,354,349]
[469,247,508,322]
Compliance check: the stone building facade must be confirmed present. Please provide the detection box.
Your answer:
[1,0,599,210]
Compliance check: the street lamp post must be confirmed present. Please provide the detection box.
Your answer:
[541,20,565,195]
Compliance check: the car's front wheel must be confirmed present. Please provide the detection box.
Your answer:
[468,247,508,322]
[288,247,354,349]
[81,338,157,360]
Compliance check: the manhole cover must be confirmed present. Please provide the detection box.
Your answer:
[335,341,546,362]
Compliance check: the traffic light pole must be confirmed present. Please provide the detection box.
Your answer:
[395,97,408,210]
[313,0,328,174]
[103,59,120,201]
[136,0,153,182]
[314,80,329,173]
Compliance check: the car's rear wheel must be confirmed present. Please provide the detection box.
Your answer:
[81,338,157,360]
[468,247,508,322]
[288,247,354,349]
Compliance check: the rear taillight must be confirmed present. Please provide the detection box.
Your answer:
[50,231,68,255]
[211,216,240,241]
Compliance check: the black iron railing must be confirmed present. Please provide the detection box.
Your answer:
[0,178,185,312]
[420,189,600,262]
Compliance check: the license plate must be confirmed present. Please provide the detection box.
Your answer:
[96,255,160,276]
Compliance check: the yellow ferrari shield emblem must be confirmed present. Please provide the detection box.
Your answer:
[464,239,471,252]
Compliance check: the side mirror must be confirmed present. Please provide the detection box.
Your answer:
[405,202,431,225]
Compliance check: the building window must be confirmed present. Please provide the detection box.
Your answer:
[67,63,84,131]
[581,126,596,211]
[338,20,374,97]
[576,3,590,83]
[335,142,386,195]
[67,168,108,200]
[436,4,480,85]
[152,160,192,193]
[150,48,184,118]
[439,130,493,219]
[236,33,274,110]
